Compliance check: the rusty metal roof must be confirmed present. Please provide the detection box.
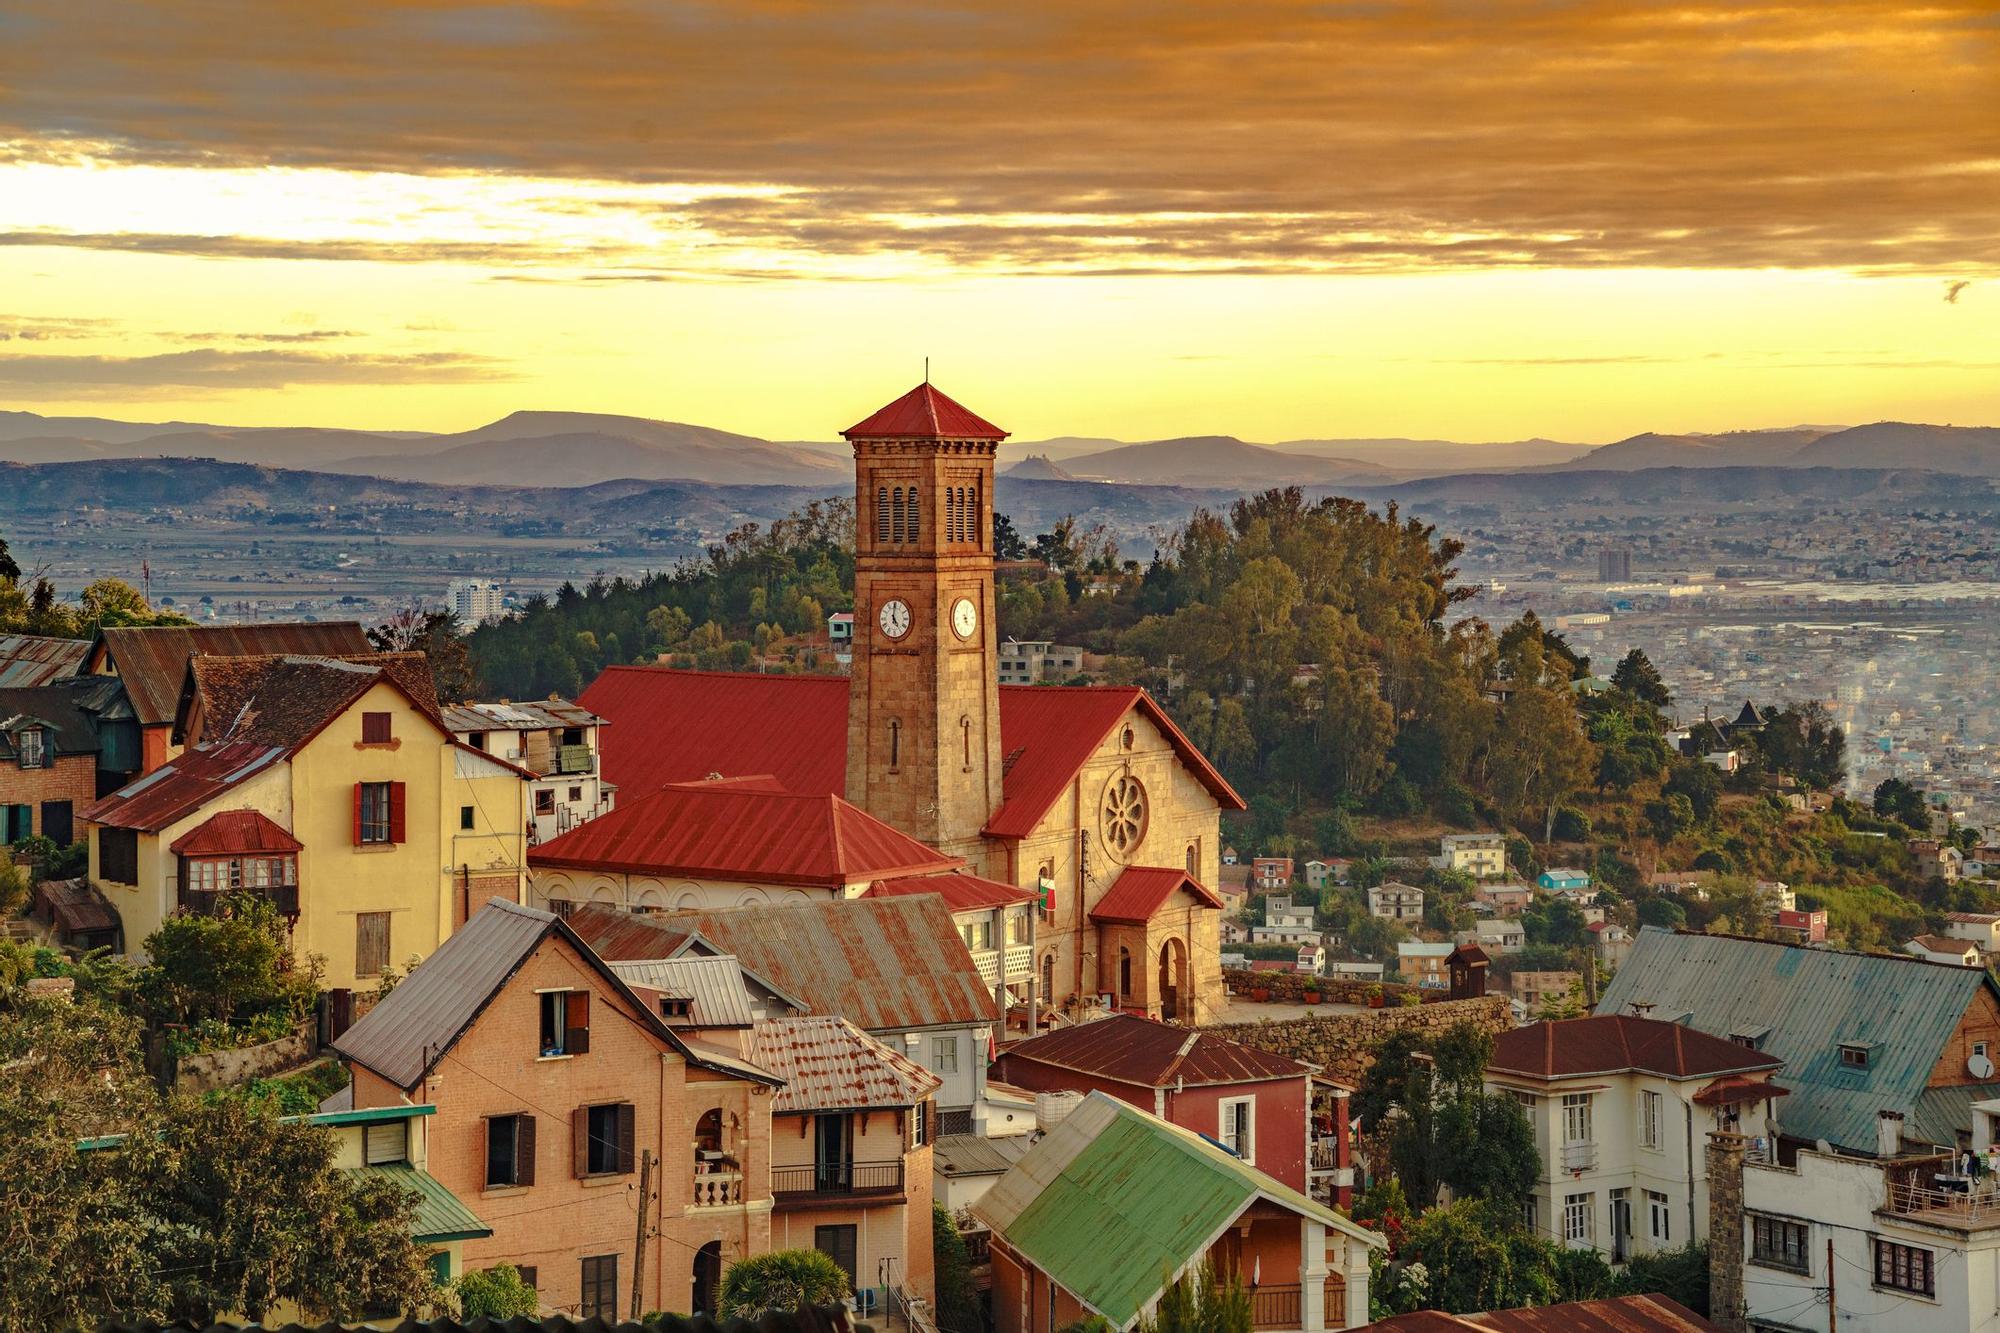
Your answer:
[571,895,1000,1032]
[860,871,1036,912]
[607,954,768,1028]
[168,808,303,857]
[90,621,371,726]
[749,1015,941,1113]
[39,877,117,935]
[997,1014,1307,1090]
[80,741,288,832]
[1360,1293,1718,1330]
[180,652,439,747]
[442,697,603,732]
[0,633,88,687]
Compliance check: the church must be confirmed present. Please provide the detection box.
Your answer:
[545,383,1244,1025]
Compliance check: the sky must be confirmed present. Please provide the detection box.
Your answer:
[1,0,1996,444]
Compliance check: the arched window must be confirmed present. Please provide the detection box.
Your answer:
[1041,952,1055,1004]
[946,486,958,543]
[905,485,921,543]
[961,716,973,768]
[955,486,967,542]
[875,486,889,544]
[891,487,905,544]
[1186,841,1200,876]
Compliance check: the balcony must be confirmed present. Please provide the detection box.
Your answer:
[691,1171,744,1208]
[1561,1141,1599,1172]
[551,744,596,776]
[178,884,299,918]
[971,944,1035,987]
[773,1160,905,1206]
[1004,943,1033,978]
[1250,1285,1301,1330]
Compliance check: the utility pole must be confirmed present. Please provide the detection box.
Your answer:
[630,1148,656,1320]
[1825,1236,1837,1332]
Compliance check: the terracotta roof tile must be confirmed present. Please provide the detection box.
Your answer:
[1488,1014,1783,1081]
[842,382,1009,441]
[180,652,440,748]
[92,621,371,727]
[998,1013,1307,1088]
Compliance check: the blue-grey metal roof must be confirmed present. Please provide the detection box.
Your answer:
[1597,927,2000,1154]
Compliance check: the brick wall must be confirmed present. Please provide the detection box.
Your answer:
[0,754,95,840]
[1200,995,1513,1088]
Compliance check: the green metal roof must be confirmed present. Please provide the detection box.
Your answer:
[352,1164,492,1243]
[1599,927,2000,1154]
[971,1093,1382,1329]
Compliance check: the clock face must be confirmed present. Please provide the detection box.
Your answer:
[878,598,912,640]
[951,597,979,639]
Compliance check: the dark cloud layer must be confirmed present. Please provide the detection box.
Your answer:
[0,348,511,394]
[2,1,1995,276]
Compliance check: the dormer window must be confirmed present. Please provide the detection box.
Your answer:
[659,995,693,1020]
[1840,1043,1872,1070]
[17,727,46,769]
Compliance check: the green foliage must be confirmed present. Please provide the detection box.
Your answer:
[717,1248,852,1320]
[933,1204,981,1333]
[1614,1242,1709,1316]
[1551,806,1591,842]
[1132,1263,1250,1333]
[223,1059,351,1116]
[1874,777,1930,831]
[1610,648,1672,709]
[1637,896,1687,930]
[456,1264,541,1320]
[1523,898,1587,950]
[0,857,28,917]
[1756,702,1846,790]
[368,607,477,702]
[140,894,313,1029]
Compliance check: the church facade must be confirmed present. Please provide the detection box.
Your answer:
[564,383,1243,1024]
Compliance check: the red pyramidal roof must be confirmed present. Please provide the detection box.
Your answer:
[843,383,1009,442]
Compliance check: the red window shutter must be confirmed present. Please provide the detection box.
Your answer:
[565,990,591,1055]
[518,1114,537,1186]
[572,1106,591,1177]
[352,783,364,845]
[388,781,406,844]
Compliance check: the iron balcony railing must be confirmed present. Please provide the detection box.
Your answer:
[772,1160,905,1199]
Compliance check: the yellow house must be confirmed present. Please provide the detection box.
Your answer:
[82,653,528,991]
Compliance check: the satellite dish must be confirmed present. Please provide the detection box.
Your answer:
[1970,1053,1995,1080]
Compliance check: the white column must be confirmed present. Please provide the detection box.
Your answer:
[1300,1218,1328,1333]
[1343,1247,1372,1330]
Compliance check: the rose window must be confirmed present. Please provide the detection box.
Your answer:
[1101,773,1149,856]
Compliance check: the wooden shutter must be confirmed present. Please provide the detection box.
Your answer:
[388,781,407,843]
[517,1114,537,1186]
[616,1102,636,1174]
[572,1106,591,1177]
[564,990,590,1054]
[352,783,364,845]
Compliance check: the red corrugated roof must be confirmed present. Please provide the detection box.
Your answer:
[863,871,1036,911]
[1088,866,1225,924]
[997,1013,1306,1089]
[577,668,1244,843]
[842,383,1009,441]
[529,778,961,887]
[80,741,288,833]
[1488,1014,1783,1081]
[1692,1075,1790,1107]
[168,808,302,856]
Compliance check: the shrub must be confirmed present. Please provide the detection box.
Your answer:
[717,1249,851,1320]
[457,1263,540,1319]
[1551,807,1592,842]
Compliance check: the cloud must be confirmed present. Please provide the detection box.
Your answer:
[0,0,1993,278]
[1945,280,1973,303]
[0,348,512,394]
[0,316,118,341]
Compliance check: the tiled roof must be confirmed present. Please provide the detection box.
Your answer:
[180,652,440,747]
[570,896,1001,1032]
[972,1092,1382,1329]
[80,741,287,832]
[1948,912,2000,924]
[749,1015,941,1113]
[862,871,1036,911]
[530,779,961,887]
[578,668,1244,844]
[842,382,1009,441]
[0,633,88,687]
[1910,934,1978,957]
[168,808,303,856]
[1598,926,2000,1154]
[1088,866,1224,924]
[1489,1015,1783,1081]
[91,621,371,727]
[997,1013,1307,1089]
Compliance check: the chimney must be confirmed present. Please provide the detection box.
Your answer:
[1706,1132,1748,1333]
[1878,1109,1905,1159]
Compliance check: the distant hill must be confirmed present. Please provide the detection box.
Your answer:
[1003,453,1078,481]
[1060,435,1388,488]
[1791,422,2000,475]
[1274,436,1592,472]
[1351,465,1999,508]
[1554,428,1832,471]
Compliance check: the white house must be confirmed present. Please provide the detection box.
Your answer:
[444,698,615,844]
[1252,894,1321,946]
[1439,832,1508,879]
[1906,934,1983,968]
[1485,1015,1785,1263]
[1367,881,1425,923]
[1467,918,1525,955]
[1947,912,2000,953]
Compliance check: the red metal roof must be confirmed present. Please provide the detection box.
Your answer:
[997,1013,1307,1089]
[842,383,1009,442]
[528,778,961,888]
[862,871,1036,911]
[168,808,303,856]
[577,668,1244,843]
[1691,1074,1790,1107]
[1088,865,1225,924]
[80,741,287,833]
[1488,1014,1783,1081]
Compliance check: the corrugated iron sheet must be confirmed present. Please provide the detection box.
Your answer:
[860,871,1035,911]
[1488,1015,1782,1081]
[608,955,760,1028]
[168,808,303,856]
[442,698,603,732]
[1461,1293,1719,1330]
[94,621,371,726]
[998,1013,1306,1089]
[933,1131,1033,1178]
[1087,866,1223,924]
[79,741,286,832]
[0,633,88,686]
[749,1015,940,1113]
[1598,926,1998,1153]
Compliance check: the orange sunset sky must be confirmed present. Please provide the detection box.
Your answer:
[1,0,1995,443]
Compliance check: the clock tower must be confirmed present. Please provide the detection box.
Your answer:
[841,382,1007,855]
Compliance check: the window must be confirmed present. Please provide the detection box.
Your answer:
[363,1120,408,1166]
[1219,1097,1256,1163]
[17,727,45,769]
[961,918,994,952]
[580,1255,619,1319]
[1563,1193,1593,1246]
[568,785,582,801]
[1873,1238,1934,1297]
[40,800,72,847]
[99,826,139,882]
[1006,909,1029,946]
[361,712,392,744]
[1562,1092,1594,1144]
[1750,1215,1809,1273]
[910,1099,931,1149]
[1186,841,1200,876]
[353,781,402,845]
[355,912,390,978]
[540,990,590,1057]
[1840,1043,1872,1070]
[535,789,555,815]
[467,731,487,752]
[485,1113,536,1188]
[1646,1190,1670,1242]
[875,487,890,543]
[575,1102,636,1177]
[933,1036,958,1074]
[460,805,475,830]
[888,719,901,770]
[659,995,692,1019]
[1641,1090,1663,1149]
[516,1266,537,1290]
[1523,1196,1538,1235]
[891,486,906,543]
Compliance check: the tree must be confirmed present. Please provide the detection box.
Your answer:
[993,512,1029,561]
[933,1204,980,1333]
[368,606,478,702]
[1487,685,1595,843]
[0,531,18,583]
[717,1249,852,1319]
[1610,648,1672,709]
[1523,898,1588,951]
[1386,1200,1561,1314]
[1664,760,1722,823]
[78,578,190,629]
[139,894,299,1026]
[1637,896,1687,930]
[1874,777,1929,831]
[1759,702,1846,791]
[1133,1264,1249,1333]
[455,1264,540,1320]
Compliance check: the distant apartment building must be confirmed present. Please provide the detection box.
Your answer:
[446,578,507,624]
[1251,857,1294,890]
[1440,832,1508,879]
[997,639,1084,685]
[1367,881,1425,923]
[1598,548,1633,582]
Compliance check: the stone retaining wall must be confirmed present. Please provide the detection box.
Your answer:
[1224,967,1427,1006]
[1201,994,1513,1088]
[172,1022,317,1093]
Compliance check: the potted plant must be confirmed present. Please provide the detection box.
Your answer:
[1250,983,1273,1002]
[1303,987,1323,1006]
[1366,985,1385,1009]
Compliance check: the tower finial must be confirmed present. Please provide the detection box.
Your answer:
[924,355,930,385]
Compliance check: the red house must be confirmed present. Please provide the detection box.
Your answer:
[991,1013,1352,1205]
[1772,907,1827,944]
